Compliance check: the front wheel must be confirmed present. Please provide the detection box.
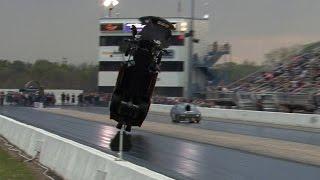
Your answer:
[172,115,180,123]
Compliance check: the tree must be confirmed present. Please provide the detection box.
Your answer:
[0,60,98,91]
[263,45,302,66]
[213,61,262,84]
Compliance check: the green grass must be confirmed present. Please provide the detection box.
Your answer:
[0,148,36,180]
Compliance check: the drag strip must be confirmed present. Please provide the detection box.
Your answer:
[61,106,320,146]
[37,107,320,167]
[1,106,320,180]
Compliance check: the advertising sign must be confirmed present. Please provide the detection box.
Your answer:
[100,23,123,32]
[124,23,145,32]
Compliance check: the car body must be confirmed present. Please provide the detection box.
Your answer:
[110,16,175,131]
[170,103,201,123]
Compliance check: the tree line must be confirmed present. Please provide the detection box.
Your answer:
[0,59,98,91]
[213,61,263,84]
[5,41,308,91]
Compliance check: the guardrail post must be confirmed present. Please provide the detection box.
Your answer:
[115,126,124,161]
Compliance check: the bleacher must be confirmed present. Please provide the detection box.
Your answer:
[206,41,320,113]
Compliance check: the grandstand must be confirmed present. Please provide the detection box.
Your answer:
[206,41,320,113]
[226,42,320,93]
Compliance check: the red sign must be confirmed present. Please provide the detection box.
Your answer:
[100,23,123,32]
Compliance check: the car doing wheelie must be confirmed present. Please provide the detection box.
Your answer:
[110,16,175,132]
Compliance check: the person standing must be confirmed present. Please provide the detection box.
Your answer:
[71,94,75,104]
[61,92,66,105]
[66,94,70,104]
[0,92,4,106]
[78,93,83,106]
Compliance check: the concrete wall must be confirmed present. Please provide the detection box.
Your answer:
[0,115,172,180]
[150,104,320,129]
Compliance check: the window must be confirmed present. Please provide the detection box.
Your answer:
[99,61,122,71]
[99,61,184,72]
[100,35,185,46]
[100,36,131,46]
[159,61,184,71]
[99,86,183,97]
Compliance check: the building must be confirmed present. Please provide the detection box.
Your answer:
[98,17,211,97]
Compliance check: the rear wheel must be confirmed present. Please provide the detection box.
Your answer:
[125,125,132,132]
[116,122,123,129]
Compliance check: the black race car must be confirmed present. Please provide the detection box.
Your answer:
[110,16,175,132]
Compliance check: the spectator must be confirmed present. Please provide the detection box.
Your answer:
[256,98,264,111]
[71,94,75,104]
[66,94,70,104]
[0,92,4,106]
[61,92,66,105]
[78,93,84,106]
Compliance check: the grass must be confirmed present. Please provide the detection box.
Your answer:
[0,148,36,180]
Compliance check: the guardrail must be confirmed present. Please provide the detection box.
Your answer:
[0,115,172,180]
[206,91,319,113]
[150,104,320,129]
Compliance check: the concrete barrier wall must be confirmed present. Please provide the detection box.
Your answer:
[0,115,172,180]
[150,104,320,129]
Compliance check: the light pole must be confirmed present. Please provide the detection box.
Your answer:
[187,0,195,98]
[103,1,124,161]
[103,0,119,17]
[186,0,211,98]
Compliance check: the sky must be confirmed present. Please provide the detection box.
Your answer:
[0,0,320,64]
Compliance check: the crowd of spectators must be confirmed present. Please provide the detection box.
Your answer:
[6,47,320,109]
[73,92,112,106]
[0,91,113,107]
[226,49,320,94]
[3,91,56,106]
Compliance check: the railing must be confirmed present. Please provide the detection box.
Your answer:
[206,91,236,107]
[275,93,316,110]
[207,91,318,112]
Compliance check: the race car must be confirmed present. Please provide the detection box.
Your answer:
[109,16,175,132]
[170,103,202,123]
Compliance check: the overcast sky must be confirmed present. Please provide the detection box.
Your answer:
[0,0,319,64]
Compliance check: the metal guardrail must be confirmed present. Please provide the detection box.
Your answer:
[207,91,318,112]
[275,93,315,109]
[206,92,236,107]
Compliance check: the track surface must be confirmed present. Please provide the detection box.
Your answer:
[1,106,320,180]
[62,106,320,146]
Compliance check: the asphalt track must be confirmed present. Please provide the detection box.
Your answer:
[62,106,320,146]
[1,106,320,180]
